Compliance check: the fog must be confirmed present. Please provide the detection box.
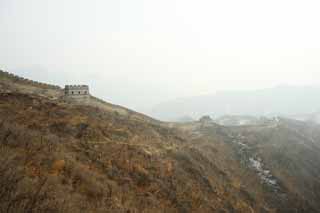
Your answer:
[1,0,320,114]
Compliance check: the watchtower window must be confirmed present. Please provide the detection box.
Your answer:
[72,91,74,95]
[78,91,81,94]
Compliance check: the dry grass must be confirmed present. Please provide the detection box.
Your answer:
[0,76,319,212]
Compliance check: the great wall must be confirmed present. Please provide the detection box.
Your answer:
[0,69,160,125]
[0,69,61,90]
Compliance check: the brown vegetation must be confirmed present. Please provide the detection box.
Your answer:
[1,74,320,212]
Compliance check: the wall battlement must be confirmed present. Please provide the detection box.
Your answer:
[64,85,89,96]
[65,85,89,90]
[0,69,61,90]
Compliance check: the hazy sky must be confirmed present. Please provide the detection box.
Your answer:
[1,0,320,112]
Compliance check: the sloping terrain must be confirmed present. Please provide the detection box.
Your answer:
[0,92,254,212]
[199,119,320,212]
[1,72,320,212]
[0,70,158,124]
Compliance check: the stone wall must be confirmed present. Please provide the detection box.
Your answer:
[0,69,61,90]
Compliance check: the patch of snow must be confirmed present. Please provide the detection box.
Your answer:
[238,119,250,125]
[237,141,250,148]
[230,133,250,149]
[190,130,204,139]
[228,134,235,138]
[249,158,262,170]
[249,157,278,187]
[237,133,245,139]
[232,138,250,148]
[264,178,277,185]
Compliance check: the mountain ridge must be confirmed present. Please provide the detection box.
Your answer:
[151,86,320,121]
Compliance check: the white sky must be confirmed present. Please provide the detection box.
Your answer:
[1,0,320,112]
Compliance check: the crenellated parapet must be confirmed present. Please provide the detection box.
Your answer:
[0,69,61,89]
[65,85,89,90]
[64,85,89,96]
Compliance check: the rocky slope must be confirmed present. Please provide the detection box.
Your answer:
[1,71,320,212]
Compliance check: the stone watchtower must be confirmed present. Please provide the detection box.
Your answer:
[64,85,89,97]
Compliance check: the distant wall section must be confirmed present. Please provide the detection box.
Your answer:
[0,69,61,90]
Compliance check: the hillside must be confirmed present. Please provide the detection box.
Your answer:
[1,71,320,212]
[0,70,159,124]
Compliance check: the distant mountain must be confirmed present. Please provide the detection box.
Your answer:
[174,115,195,123]
[151,86,320,121]
[289,111,320,124]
